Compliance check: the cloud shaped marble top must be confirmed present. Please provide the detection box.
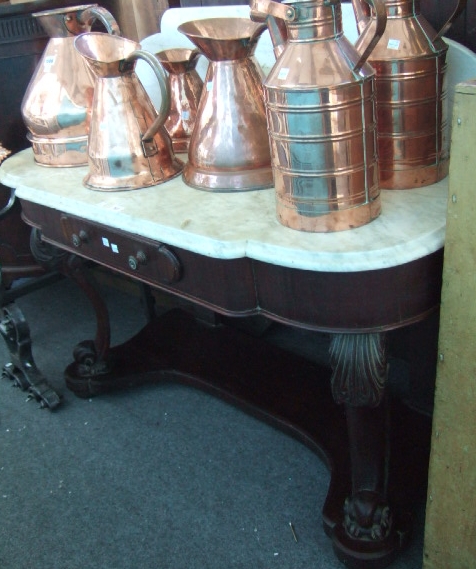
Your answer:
[1,149,448,273]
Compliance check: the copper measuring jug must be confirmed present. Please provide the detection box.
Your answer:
[351,0,468,189]
[155,48,204,153]
[21,4,120,167]
[250,0,387,232]
[177,17,274,192]
[74,32,184,191]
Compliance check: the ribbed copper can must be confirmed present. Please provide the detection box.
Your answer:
[252,0,386,232]
[352,0,467,189]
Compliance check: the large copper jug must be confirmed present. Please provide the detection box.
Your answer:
[155,48,204,153]
[351,0,467,189]
[74,33,184,191]
[177,18,274,192]
[21,4,120,167]
[250,0,387,232]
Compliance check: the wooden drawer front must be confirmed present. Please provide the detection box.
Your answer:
[20,202,258,315]
[59,214,182,286]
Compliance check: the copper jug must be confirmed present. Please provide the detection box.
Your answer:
[351,0,467,189]
[74,32,184,191]
[177,18,274,192]
[155,48,204,153]
[250,0,387,232]
[21,4,120,167]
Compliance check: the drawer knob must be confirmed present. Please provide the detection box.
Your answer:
[128,250,147,271]
[71,230,88,248]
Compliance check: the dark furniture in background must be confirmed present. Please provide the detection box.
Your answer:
[421,0,476,53]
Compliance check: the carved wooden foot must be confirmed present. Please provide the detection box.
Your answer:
[329,332,409,568]
[60,254,114,396]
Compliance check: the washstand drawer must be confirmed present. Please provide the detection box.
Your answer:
[20,202,258,314]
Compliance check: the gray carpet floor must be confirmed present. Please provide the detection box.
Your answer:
[0,273,425,569]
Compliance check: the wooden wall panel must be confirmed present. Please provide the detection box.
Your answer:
[423,80,476,568]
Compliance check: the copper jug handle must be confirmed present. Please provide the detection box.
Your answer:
[433,0,467,41]
[76,6,121,36]
[121,50,171,145]
[250,0,296,24]
[353,0,387,73]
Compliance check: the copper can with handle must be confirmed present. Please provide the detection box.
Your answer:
[74,32,183,191]
[21,4,120,167]
[351,0,467,189]
[250,0,387,232]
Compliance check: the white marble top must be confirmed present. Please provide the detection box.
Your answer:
[1,148,448,273]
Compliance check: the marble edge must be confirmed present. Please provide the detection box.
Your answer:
[11,181,446,273]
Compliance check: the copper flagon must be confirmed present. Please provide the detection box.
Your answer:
[21,4,120,167]
[250,0,387,232]
[352,0,468,189]
[155,48,204,153]
[74,32,183,191]
[178,17,274,192]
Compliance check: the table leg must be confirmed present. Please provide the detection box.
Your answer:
[47,250,428,568]
[0,302,61,409]
[329,332,411,568]
[0,229,67,409]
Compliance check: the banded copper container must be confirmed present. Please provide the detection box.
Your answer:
[251,0,386,232]
[21,4,120,167]
[351,0,467,189]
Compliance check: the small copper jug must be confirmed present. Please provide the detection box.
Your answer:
[351,0,467,189]
[177,18,274,192]
[74,32,184,191]
[250,0,387,232]
[21,4,120,167]
[155,48,204,153]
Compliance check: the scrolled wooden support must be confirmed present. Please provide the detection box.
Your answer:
[329,332,387,407]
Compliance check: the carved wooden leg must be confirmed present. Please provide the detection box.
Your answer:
[329,332,404,568]
[59,254,117,397]
[30,227,114,397]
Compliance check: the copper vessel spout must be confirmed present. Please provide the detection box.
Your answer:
[178,17,273,192]
[74,32,183,190]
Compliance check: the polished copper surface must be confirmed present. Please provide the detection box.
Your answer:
[21,4,120,167]
[250,0,386,232]
[178,18,273,191]
[352,0,467,189]
[155,48,204,153]
[74,32,183,191]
